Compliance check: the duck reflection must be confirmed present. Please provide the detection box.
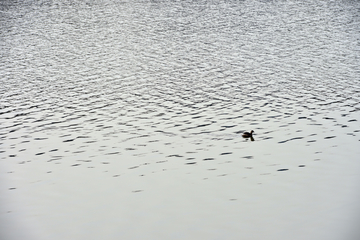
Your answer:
[242,130,255,141]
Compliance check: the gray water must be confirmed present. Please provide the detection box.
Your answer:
[1,1,360,240]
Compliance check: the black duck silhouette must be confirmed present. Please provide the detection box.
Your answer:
[242,130,254,138]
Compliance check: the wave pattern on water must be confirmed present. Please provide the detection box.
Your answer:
[1,0,360,171]
[1,1,360,239]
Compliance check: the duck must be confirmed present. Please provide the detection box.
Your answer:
[242,130,254,138]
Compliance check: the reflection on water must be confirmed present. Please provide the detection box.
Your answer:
[1,0,360,239]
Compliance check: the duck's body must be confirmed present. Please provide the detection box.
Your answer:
[242,130,254,138]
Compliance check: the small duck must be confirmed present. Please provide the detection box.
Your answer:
[242,130,254,138]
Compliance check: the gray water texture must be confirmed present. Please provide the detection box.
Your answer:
[1,0,359,156]
[1,0,360,239]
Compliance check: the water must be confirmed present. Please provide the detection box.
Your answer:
[1,0,360,239]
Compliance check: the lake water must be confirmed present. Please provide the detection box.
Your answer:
[1,0,360,239]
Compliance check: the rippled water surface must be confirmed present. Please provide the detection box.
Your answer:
[1,0,360,239]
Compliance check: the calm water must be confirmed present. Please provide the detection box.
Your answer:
[1,0,360,239]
